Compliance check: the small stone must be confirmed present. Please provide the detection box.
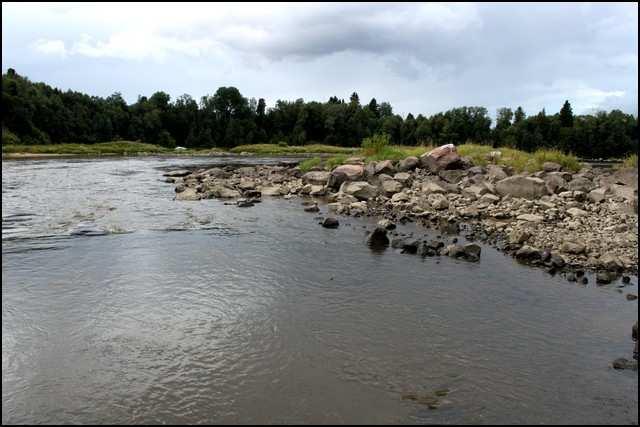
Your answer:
[321,217,339,228]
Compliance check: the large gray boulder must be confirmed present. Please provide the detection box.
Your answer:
[495,176,548,200]
[302,170,330,185]
[340,181,378,201]
[328,164,365,189]
[398,156,419,172]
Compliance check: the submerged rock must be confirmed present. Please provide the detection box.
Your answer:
[366,226,390,248]
[321,217,340,228]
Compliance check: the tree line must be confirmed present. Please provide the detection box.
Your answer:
[2,68,637,158]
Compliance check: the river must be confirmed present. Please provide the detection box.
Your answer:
[2,157,638,424]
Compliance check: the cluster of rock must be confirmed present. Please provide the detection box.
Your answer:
[165,145,638,279]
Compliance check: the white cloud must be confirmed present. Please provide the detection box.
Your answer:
[31,39,67,57]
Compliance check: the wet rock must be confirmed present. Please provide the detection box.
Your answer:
[377,219,396,230]
[445,244,465,258]
[321,217,340,228]
[462,243,482,261]
[260,185,284,196]
[622,276,631,284]
[626,294,638,301]
[495,176,548,200]
[400,238,421,254]
[243,189,261,199]
[366,226,390,248]
[515,245,541,261]
[596,271,613,285]
[550,254,566,268]
[175,183,186,193]
[304,204,320,212]
[163,169,191,177]
[175,187,199,201]
[566,272,577,282]
[236,199,254,207]
[581,277,589,285]
[612,358,638,370]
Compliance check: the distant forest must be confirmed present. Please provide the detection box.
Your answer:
[2,68,638,158]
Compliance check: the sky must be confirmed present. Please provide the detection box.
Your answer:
[2,2,638,118]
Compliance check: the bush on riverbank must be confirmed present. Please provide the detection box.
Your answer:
[620,153,638,169]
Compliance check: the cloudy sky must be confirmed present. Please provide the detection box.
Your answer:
[2,2,638,118]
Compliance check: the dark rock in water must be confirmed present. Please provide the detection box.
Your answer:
[626,294,638,301]
[425,240,445,250]
[304,204,320,212]
[633,322,638,341]
[175,183,186,193]
[515,245,541,262]
[391,237,407,249]
[418,243,437,257]
[236,199,254,207]
[462,243,481,262]
[566,272,577,282]
[612,358,638,371]
[243,189,261,199]
[322,217,339,228]
[400,238,421,254]
[622,276,631,284]
[540,249,551,263]
[366,226,390,248]
[581,277,588,285]
[596,272,613,285]
[550,254,566,268]
[576,270,585,277]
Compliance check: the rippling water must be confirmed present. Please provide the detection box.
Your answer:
[2,157,638,424]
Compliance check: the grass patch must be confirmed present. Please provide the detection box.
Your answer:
[457,143,582,173]
[298,157,322,172]
[620,153,638,169]
[229,144,357,155]
[324,154,348,170]
[2,141,171,156]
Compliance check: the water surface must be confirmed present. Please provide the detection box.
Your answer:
[2,157,638,424]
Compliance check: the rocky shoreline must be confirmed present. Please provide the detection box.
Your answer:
[165,145,638,280]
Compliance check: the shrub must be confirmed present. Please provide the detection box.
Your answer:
[298,157,322,172]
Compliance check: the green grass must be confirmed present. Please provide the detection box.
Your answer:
[2,141,172,156]
[620,153,638,169]
[456,143,581,173]
[324,154,349,170]
[229,144,357,155]
[298,157,322,172]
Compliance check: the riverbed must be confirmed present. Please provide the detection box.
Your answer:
[2,157,638,424]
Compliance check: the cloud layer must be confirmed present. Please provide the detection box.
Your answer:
[3,2,637,117]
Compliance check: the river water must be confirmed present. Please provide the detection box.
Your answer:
[2,157,638,424]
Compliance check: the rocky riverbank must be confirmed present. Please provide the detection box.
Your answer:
[165,145,639,281]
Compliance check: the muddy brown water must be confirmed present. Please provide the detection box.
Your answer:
[2,157,638,424]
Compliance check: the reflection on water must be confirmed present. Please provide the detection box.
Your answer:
[2,157,638,424]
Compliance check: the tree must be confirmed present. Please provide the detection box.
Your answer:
[559,100,574,128]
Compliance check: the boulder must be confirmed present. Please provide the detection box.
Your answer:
[321,217,339,228]
[515,245,541,261]
[398,156,419,172]
[377,219,396,230]
[421,181,447,195]
[517,214,543,223]
[542,162,562,172]
[438,170,466,184]
[588,187,610,203]
[175,187,199,201]
[419,144,464,172]
[366,227,390,248]
[341,181,378,201]
[204,184,241,198]
[428,193,449,210]
[164,169,191,177]
[302,171,330,185]
[509,229,531,244]
[561,240,586,254]
[544,172,568,194]
[567,176,595,193]
[328,164,364,189]
[463,243,481,261]
[495,176,548,200]
[567,207,588,217]
[393,172,412,185]
[381,179,403,196]
[374,160,396,175]
[260,185,284,196]
[486,165,508,182]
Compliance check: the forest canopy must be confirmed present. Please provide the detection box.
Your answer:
[2,69,637,159]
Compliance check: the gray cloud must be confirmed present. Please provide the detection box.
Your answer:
[2,2,637,117]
